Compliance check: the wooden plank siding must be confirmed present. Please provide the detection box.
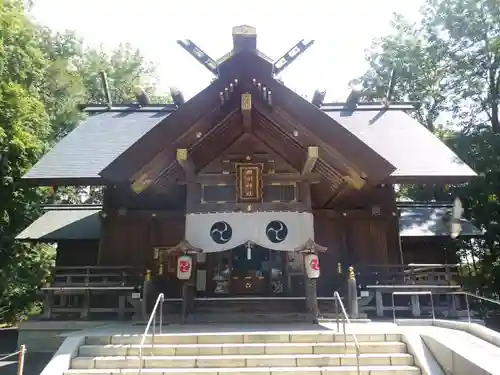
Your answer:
[98,214,185,268]
[56,240,99,267]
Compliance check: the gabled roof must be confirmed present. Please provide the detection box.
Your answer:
[16,205,101,241]
[23,48,475,187]
[100,52,397,190]
[326,108,476,182]
[23,107,173,184]
[398,202,482,237]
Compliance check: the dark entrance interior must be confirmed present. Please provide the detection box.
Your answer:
[207,246,287,296]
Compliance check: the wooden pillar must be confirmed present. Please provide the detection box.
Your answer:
[303,254,319,321]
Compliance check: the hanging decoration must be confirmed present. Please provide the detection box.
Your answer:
[185,212,314,252]
[304,253,320,279]
[177,255,193,280]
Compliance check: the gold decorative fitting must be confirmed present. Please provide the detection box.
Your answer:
[145,270,151,281]
[348,266,355,280]
[235,163,263,202]
[308,146,319,159]
[176,148,188,161]
[241,93,252,111]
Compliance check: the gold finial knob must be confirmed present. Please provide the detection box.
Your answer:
[337,263,342,275]
[348,266,355,280]
[145,269,151,281]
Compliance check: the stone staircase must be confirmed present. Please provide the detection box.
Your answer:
[65,330,421,374]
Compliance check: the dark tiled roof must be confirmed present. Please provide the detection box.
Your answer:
[326,109,476,180]
[23,109,172,181]
[16,206,101,241]
[398,203,482,237]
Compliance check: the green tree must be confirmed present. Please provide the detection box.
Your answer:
[0,0,54,322]
[76,44,169,104]
[357,0,500,296]
[36,32,170,205]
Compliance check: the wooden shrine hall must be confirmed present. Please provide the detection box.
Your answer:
[17,26,481,321]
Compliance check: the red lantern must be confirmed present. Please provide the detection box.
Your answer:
[177,255,192,280]
[305,253,320,278]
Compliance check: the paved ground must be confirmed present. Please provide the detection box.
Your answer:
[0,328,52,375]
[0,352,53,375]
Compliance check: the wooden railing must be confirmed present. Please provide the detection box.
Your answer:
[355,263,461,288]
[48,266,142,287]
[355,263,463,319]
[40,266,144,320]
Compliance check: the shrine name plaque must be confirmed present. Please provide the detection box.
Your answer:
[236,163,263,202]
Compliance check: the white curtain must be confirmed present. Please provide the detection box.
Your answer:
[185,212,314,253]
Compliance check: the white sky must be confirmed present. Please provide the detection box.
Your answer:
[31,0,423,101]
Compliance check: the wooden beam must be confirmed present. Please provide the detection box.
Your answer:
[131,173,154,194]
[176,148,195,178]
[302,146,319,175]
[188,201,310,214]
[343,168,366,190]
[178,172,322,185]
[241,93,252,133]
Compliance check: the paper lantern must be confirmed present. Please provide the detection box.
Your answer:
[305,253,320,279]
[177,255,192,280]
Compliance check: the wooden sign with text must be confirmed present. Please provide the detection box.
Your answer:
[235,163,263,202]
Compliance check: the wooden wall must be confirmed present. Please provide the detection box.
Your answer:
[96,184,401,270]
[56,240,99,266]
[98,213,185,267]
[401,237,456,264]
[314,183,402,272]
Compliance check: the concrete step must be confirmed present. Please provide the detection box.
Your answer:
[71,353,414,369]
[79,341,407,356]
[86,333,401,346]
[64,365,421,374]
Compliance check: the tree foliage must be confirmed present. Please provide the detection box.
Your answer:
[0,0,54,322]
[358,0,500,296]
[0,0,167,321]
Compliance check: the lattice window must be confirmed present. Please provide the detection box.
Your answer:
[263,184,297,202]
[201,185,237,203]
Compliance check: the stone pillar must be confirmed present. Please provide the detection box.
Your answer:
[411,295,421,317]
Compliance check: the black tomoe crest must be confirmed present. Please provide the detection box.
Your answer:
[266,220,288,243]
[210,221,232,244]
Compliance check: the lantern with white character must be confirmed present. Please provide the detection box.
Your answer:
[305,253,320,278]
[177,255,192,280]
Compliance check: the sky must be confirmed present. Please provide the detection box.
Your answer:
[31,0,424,101]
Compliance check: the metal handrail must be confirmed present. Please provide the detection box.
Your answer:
[0,345,26,375]
[391,291,435,324]
[449,292,500,323]
[138,293,164,374]
[389,290,500,324]
[333,291,360,375]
